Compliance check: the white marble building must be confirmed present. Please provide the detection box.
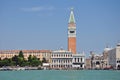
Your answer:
[51,50,73,69]
[50,50,85,69]
[108,43,120,69]
[72,53,85,69]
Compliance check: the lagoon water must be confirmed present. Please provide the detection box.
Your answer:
[0,70,120,80]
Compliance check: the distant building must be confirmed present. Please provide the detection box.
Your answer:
[72,53,85,69]
[51,50,73,69]
[0,50,19,60]
[108,43,120,69]
[50,49,85,69]
[102,47,112,69]
[85,59,91,69]
[90,51,104,69]
[0,50,51,62]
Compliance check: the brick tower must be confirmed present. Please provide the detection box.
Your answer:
[68,8,76,54]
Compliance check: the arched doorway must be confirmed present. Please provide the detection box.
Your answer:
[117,65,120,70]
[96,61,100,65]
[96,61,100,69]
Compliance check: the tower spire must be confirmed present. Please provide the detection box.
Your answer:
[68,8,76,54]
[69,8,75,23]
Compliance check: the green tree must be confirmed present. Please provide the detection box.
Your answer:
[12,55,19,66]
[0,51,42,67]
[18,50,25,66]
[9,58,15,66]
[28,55,32,62]
[11,50,25,66]
[0,58,15,67]
[0,58,10,66]
[18,57,24,66]
[28,55,41,67]
[19,50,24,58]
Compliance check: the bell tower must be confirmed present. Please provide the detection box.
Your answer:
[68,8,76,54]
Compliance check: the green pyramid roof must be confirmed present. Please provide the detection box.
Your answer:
[69,8,75,23]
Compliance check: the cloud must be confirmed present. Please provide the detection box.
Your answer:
[21,6,55,12]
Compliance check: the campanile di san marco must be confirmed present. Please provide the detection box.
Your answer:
[68,8,76,54]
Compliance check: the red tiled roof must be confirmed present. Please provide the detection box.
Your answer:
[0,50,51,53]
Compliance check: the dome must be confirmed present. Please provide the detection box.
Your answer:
[104,47,111,51]
[117,43,120,46]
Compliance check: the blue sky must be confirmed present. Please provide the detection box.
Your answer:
[0,0,120,55]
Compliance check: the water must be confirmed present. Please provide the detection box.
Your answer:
[0,70,120,80]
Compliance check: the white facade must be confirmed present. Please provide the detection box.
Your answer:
[51,50,85,69]
[108,43,120,69]
[103,47,112,68]
[90,52,104,69]
[51,50,73,69]
[72,53,85,69]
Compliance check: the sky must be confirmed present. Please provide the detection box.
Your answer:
[0,0,120,56]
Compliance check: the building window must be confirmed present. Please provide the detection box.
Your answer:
[75,58,76,62]
[80,65,82,68]
[64,60,65,63]
[117,60,120,63]
[66,60,67,63]
[54,54,56,57]
[117,61,119,63]
[81,58,82,62]
[61,54,63,57]
[78,58,79,62]
[68,54,69,57]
